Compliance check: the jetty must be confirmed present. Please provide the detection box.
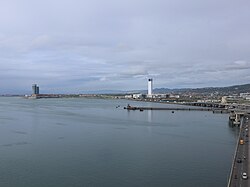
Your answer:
[124,105,228,113]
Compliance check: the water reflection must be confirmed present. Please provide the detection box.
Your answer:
[147,110,152,123]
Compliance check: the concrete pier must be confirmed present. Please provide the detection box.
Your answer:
[124,105,228,112]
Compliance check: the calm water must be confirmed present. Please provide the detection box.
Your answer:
[0,97,238,187]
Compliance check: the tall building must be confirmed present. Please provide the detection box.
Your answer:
[148,78,153,95]
[32,84,39,94]
[36,86,39,94]
[32,84,37,94]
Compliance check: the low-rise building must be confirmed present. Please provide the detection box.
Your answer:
[132,94,143,99]
[240,93,250,99]
[125,95,133,99]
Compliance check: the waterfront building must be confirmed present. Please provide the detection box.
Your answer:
[32,84,39,95]
[151,94,168,99]
[125,95,133,99]
[132,94,146,99]
[148,78,153,96]
[32,84,37,94]
[36,86,39,94]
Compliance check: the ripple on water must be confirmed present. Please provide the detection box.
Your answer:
[2,142,29,147]
[11,130,28,135]
[55,123,67,126]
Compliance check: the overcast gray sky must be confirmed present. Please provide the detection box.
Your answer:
[0,0,250,94]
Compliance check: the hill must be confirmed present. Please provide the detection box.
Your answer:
[153,83,250,95]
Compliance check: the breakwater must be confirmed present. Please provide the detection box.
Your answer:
[124,105,229,113]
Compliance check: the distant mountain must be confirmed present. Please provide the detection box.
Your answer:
[153,88,174,93]
[152,83,250,95]
[177,83,250,94]
[81,83,250,95]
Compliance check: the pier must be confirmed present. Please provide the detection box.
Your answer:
[124,105,228,113]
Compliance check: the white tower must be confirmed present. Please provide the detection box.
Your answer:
[148,78,153,95]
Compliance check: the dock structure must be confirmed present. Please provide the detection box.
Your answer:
[26,94,61,99]
[228,111,246,126]
[124,105,228,113]
[185,102,227,108]
[227,114,250,187]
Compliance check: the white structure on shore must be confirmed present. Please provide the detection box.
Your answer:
[125,78,178,100]
[148,78,153,96]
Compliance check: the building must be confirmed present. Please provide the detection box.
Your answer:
[32,84,37,94]
[169,94,180,99]
[221,96,227,104]
[148,78,153,96]
[125,95,133,99]
[36,86,39,94]
[151,94,168,99]
[32,84,39,95]
[240,93,250,99]
[132,94,146,99]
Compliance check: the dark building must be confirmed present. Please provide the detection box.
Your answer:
[32,84,39,94]
[36,86,39,94]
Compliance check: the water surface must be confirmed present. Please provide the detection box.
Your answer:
[0,97,238,187]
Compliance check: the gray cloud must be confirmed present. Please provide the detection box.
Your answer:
[0,0,250,93]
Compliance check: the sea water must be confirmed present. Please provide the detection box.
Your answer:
[0,97,238,187]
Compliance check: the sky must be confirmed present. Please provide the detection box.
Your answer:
[0,0,250,94]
